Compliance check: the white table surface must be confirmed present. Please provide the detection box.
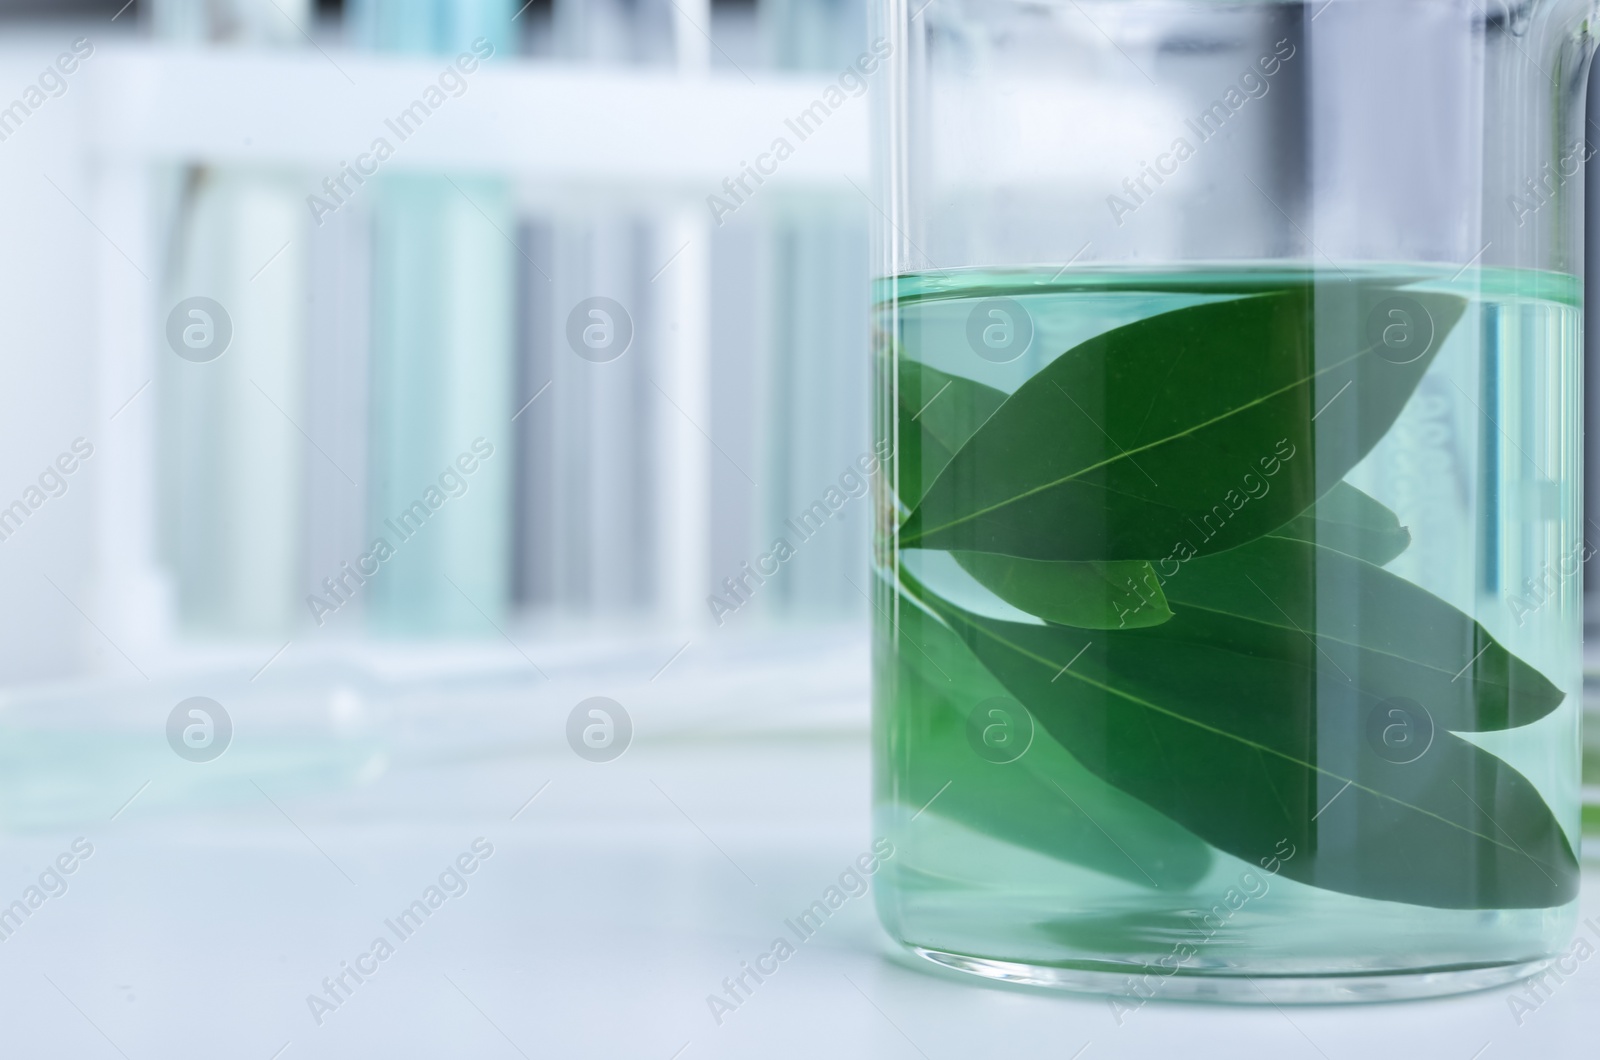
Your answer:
[0,625,1593,1059]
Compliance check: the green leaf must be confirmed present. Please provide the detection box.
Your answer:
[895,361,1008,510]
[881,584,1212,888]
[906,570,1578,910]
[1270,481,1411,565]
[901,284,1468,561]
[899,360,1010,457]
[952,551,1173,630]
[1156,535,1564,731]
[897,363,1173,629]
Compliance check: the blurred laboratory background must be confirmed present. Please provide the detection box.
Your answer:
[0,0,875,688]
[8,0,1600,690]
[0,6,897,1052]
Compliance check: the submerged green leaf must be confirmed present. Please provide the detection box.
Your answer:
[897,362,1170,628]
[901,284,1468,561]
[1159,535,1565,731]
[895,361,1008,511]
[1270,481,1411,566]
[906,570,1578,910]
[882,584,1212,888]
[898,360,1010,458]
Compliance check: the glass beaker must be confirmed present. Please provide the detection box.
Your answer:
[870,0,1593,1002]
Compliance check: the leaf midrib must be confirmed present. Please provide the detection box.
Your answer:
[904,331,1382,544]
[1160,598,1506,691]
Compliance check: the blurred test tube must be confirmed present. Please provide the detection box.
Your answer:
[351,0,516,636]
